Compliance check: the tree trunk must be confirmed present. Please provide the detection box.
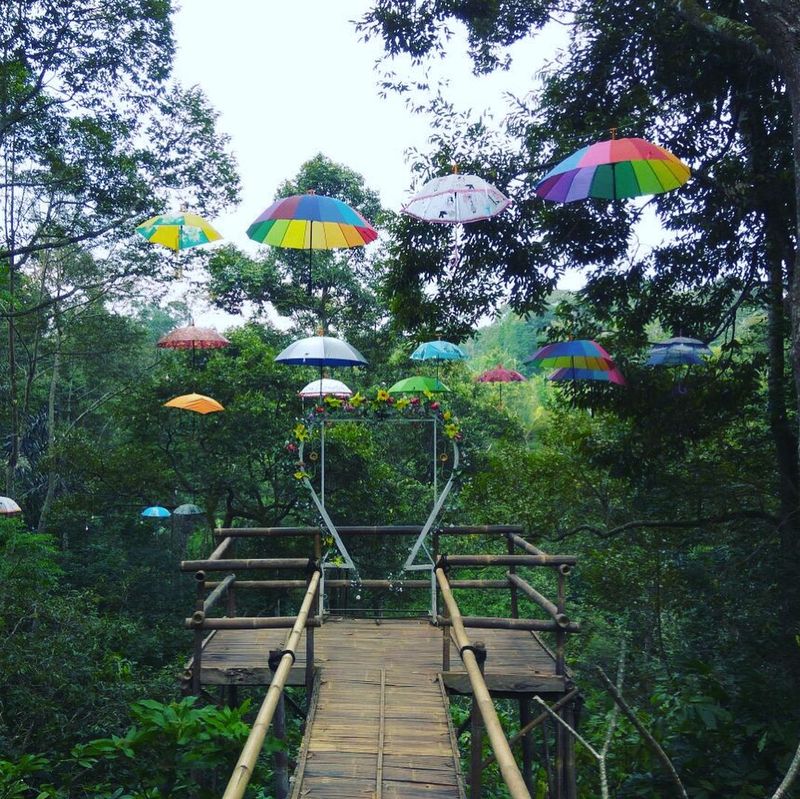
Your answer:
[38,321,62,534]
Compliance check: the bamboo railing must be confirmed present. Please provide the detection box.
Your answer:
[221,570,320,799]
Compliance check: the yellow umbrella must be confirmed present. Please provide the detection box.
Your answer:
[164,393,225,414]
[136,212,222,251]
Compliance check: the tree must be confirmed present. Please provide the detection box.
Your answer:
[0,0,240,492]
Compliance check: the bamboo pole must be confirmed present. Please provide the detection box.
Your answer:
[444,554,577,567]
[437,615,580,633]
[270,650,289,799]
[186,616,322,630]
[506,536,519,619]
[435,567,532,799]
[214,524,526,538]
[508,534,546,556]
[203,574,236,613]
[209,536,234,561]
[507,572,569,627]
[470,641,487,799]
[222,570,321,799]
[180,557,311,572]
[204,578,510,590]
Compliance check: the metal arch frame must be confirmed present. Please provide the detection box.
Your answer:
[297,415,460,577]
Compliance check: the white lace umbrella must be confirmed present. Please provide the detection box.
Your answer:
[298,378,352,399]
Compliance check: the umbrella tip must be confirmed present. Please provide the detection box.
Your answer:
[452,163,459,174]
[306,189,316,195]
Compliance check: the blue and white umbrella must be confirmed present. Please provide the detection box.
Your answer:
[141,505,171,518]
[275,335,367,368]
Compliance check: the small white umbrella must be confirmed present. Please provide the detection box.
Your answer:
[299,378,352,399]
[0,496,22,515]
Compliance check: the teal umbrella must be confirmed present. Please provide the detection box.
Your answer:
[388,376,450,394]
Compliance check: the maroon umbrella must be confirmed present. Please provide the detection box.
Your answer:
[476,364,525,403]
[157,323,230,350]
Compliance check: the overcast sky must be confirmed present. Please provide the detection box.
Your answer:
[170,2,568,323]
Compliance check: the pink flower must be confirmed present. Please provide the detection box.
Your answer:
[430,402,440,410]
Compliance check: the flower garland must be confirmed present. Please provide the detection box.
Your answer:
[285,388,463,480]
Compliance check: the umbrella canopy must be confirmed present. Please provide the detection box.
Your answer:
[646,344,707,367]
[275,335,368,368]
[535,137,690,203]
[549,366,627,386]
[477,364,525,384]
[525,340,617,371]
[157,324,230,350]
[136,213,222,251]
[410,340,468,362]
[164,393,225,414]
[651,336,712,354]
[0,496,22,515]
[299,378,353,398]
[388,375,450,394]
[174,503,204,516]
[401,172,511,224]
[246,192,378,249]
[141,506,171,518]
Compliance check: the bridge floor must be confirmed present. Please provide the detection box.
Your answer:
[198,617,568,696]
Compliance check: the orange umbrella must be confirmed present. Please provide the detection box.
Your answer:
[164,393,224,414]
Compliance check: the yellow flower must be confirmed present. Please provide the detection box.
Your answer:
[396,397,410,409]
[376,389,390,402]
[294,470,308,480]
[294,423,309,441]
[423,389,434,400]
[444,422,460,440]
[443,410,452,421]
[350,391,365,407]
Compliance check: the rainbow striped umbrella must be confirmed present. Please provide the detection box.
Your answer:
[549,366,627,386]
[524,340,618,372]
[535,137,690,203]
[246,192,378,249]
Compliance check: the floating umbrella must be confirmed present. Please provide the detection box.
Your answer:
[411,339,468,381]
[275,335,367,368]
[477,364,525,403]
[549,366,627,386]
[388,376,450,394]
[299,378,353,399]
[535,137,690,203]
[646,345,707,367]
[402,172,511,224]
[141,506,171,518]
[525,340,618,372]
[0,496,22,515]
[136,213,222,251]
[157,324,230,350]
[164,393,225,414]
[402,169,510,267]
[174,503,204,516]
[247,191,378,296]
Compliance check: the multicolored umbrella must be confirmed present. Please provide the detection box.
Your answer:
[164,393,225,414]
[299,378,353,399]
[549,366,627,386]
[402,172,511,224]
[141,506,171,518]
[535,137,690,203]
[388,375,450,394]
[247,192,378,249]
[0,496,22,515]
[136,213,222,251]
[525,339,618,372]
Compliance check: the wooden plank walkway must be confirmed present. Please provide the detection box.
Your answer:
[291,621,465,798]
[196,619,571,797]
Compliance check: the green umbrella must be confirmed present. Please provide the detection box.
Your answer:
[388,376,450,394]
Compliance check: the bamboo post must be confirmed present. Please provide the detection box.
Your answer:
[469,641,487,799]
[555,568,567,799]
[556,568,567,676]
[269,650,289,799]
[442,605,451,672]
[306,567,317,700]
[520,697,534,793]
[506,535,519,619]
[563,700,578,799]
[507,572,570,627]
[192,570,205,695]
[435,566,531,799]
[222,570,321,799]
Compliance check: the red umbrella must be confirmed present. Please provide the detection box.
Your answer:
[476,363,525,403]
[157,323,230,350]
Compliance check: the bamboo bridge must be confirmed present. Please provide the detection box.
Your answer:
[181,525,581,799]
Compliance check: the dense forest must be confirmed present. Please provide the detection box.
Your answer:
[1,1,800,797]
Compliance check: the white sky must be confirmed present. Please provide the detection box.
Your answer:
[171,1,576,325]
